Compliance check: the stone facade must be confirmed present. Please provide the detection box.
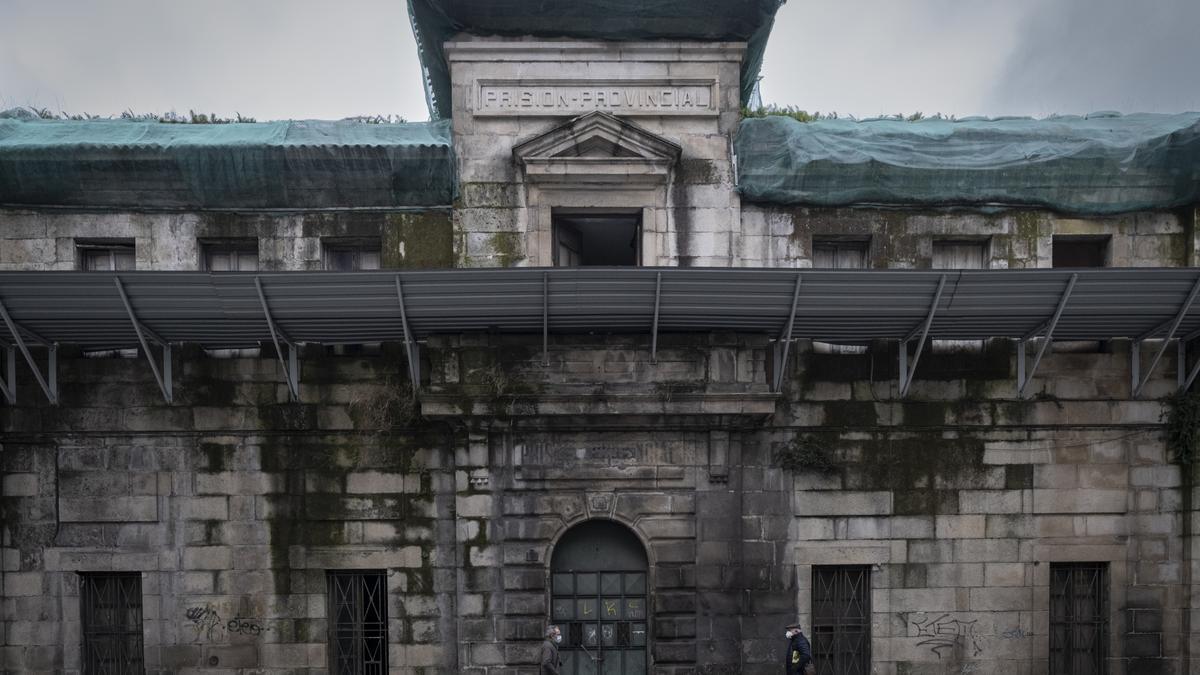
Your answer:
[3,33,1200,675]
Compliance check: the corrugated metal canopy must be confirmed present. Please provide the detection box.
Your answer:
[0,267,1198,350]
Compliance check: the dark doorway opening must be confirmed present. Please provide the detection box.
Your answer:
[553,213,641,266]
[550,520,649,674]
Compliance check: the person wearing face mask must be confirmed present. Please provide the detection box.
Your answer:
[540,624,563,675]
[784,623,814,675]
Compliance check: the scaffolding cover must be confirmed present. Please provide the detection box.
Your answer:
[408,0,786,120]
[735,112,1200,214]
[0,118,456,209]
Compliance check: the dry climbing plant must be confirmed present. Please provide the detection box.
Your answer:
[772,435,838,474]
[1163,390,1200,465]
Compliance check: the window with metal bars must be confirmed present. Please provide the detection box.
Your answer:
[811,566,871,675]
[1050,562,1109,675]
[328,571,388,675]
[80,572,144,675]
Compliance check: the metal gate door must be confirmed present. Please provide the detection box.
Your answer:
[811,566,871,675]
[552,570,647,675]
[1050,563,1108,675]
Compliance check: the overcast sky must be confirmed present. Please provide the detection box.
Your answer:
[2,0,1198,122]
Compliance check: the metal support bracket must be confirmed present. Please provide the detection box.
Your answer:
[0,295,57,404]
[1179,336,1200,392]
[650,272,662,364]
[394,275,421,398]
[0,345,14,404]
[898,274,947,397]
[1131,274,1200,397]
[772,273,802,392]
[114,276,173,404]
[255,277,300,400]
[1016,273,1077,399]
[542,272,549,367]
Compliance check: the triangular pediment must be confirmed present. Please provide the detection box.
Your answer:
[513,111,682,164]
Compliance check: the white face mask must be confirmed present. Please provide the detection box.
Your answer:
[554,634,563,644]
[785,630,796,639]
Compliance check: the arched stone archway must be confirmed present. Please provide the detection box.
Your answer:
[549,519,649,675]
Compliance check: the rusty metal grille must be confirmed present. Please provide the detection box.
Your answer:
[1050,563,1109,675]
[328,571,388,675]
[80,573,144,675]
[812,566,870,675]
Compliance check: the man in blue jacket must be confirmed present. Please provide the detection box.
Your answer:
[784,623,814,674]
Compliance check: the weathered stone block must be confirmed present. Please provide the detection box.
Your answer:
[59,496,158,522]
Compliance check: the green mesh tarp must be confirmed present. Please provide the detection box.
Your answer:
[0,118,455,209]
[735,112,1200,214]
[408,0,786,120]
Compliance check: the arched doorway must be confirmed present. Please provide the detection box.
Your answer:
[550,519,649,675]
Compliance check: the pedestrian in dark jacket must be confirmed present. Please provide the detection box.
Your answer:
[784,623,814,675]
[540,624,562,675]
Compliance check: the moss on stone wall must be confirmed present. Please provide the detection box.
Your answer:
[486,232,524,268]
[382,211,454,269]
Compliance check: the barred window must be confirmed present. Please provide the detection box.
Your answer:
[328,571,388,675]
[1050,562,1109,675]
[80,572,144,675]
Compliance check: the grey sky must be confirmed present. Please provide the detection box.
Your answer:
[2,0,1198,122]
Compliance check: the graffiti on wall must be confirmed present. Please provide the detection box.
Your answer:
[902,612,984,659]
[184,603,269,642]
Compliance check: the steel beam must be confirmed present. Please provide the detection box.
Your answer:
[898,274,947,397]
[650,272,662,364]
[114,277,173,404]
[1181,339,1200,392]
[542,272,549,367]
[1017,273,1077,398]
[394,275,420,397]
[1131,274,1200,397]
[255,277,300,400]
[772,273,802,392]
[0,295,57,404]
[0,346,14,404]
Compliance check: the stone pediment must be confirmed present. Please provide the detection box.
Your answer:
[512,111,682,184]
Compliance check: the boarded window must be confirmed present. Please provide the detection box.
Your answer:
[813,239,869,354]
[933,240,987,351]
[202,240,259,272]
[812,239,868,269]
[328,571,388,675]
[324,240,382,271]
[812,566,871,675]
[78,241,135,271]
[80,573,144,675]
[1050,563,1109,675]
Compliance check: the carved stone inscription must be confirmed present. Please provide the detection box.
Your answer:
[522,439,648,467]
[476,79,718,116]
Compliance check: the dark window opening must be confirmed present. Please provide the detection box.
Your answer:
[1050,562,1109,675]
[80,572,144,675]
[78,240,136,271]
[812,565,871,675]
[328,571,388,675]
[1053,236,1108,268]
[1053,236,1109,352]
[553,213,640,266]
[202,239,259,272]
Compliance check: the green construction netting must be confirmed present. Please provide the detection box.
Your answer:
[735,112,1200,215]
[0,118,455,209]
[407,0,786,120]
